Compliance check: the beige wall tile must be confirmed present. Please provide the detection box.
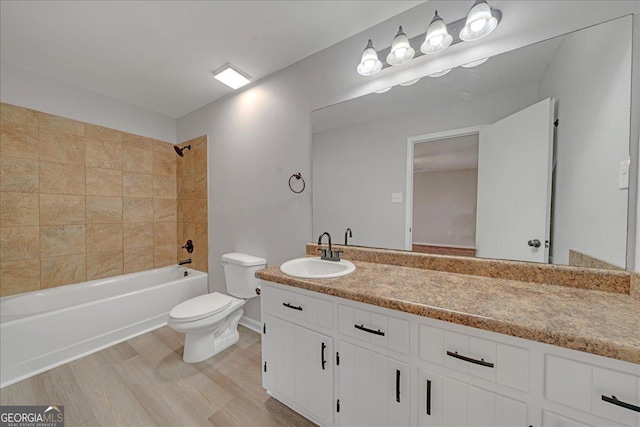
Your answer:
[87,251,123,280]
[1,158,39,193]
[177,199,194,223]
[153,176,176,199]
[87,224,123,252]
[194,223,208,246]
[177,222,195,243]
[177,175,194,199]
[152,149,176,177]
[123,222,153,248]
[40,225,85,257]
[152,140,174,154]
[123,198,153,223]
[194,199,208,224]
[154,244,176,267]
[123,146,152,174]
[38,112,85,136]
[86,124,122,144]
[124,247,153,274]
[0,192,39,226]
[153,222,176,246]
[176,150,194,177]
[192,136,207,150]
[39,194,85,225]
[39,129,85,165]
[193,173,207,199]
[1,121,38,160]
[1,259,40,296]
[0,226,40,261]
[154,198,177,222]
[194,148,207,176]
[40,254,86,289]
[39,162,85,195]
[0,103,38,127]
[86,167,122,197]
[123,133,153,151]
[86,196,122,224]
[86,138,123,170]
[123,172,153,198]
[193,248,208,273]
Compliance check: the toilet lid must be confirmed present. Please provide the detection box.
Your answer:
[170,292,234,322]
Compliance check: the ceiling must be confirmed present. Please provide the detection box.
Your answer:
[0,1,421,118]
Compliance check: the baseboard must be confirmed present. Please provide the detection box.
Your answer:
[239,315,262,333]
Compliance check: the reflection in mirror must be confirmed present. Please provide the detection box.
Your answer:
[312,16,632,270]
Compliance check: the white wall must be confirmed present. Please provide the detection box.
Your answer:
[0,62,177,142]
[413,169,478,247]
[539,17,632,268]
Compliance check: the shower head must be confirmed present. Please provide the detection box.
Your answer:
[174,144,191,157]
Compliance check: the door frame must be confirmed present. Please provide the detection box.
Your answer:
[404,125,487,250]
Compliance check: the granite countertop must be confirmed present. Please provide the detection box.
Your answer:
[256,260,640,365]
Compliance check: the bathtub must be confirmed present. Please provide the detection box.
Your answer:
[0,266,208,388]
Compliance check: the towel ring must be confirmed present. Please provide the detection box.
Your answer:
[289,173,305,194]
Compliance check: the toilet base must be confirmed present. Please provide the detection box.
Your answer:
[181,308,243,363]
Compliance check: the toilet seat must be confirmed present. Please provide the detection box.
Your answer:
[169,292,234,322]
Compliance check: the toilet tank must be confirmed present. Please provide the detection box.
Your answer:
[221,253,267,299]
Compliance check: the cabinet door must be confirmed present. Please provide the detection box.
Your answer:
[339,341,409,427]
[263,314,334,425]
[418,368,528,427]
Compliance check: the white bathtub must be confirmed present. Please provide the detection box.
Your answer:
[0,266,208,388]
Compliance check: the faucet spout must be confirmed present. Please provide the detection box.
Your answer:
[344,228,352,246]
[178,258,192,266]
[318,232,332,252]
[317,232,342,261]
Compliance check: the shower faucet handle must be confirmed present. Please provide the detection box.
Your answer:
[182,240,194,253]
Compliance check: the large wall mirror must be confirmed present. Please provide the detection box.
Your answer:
[312,15,633,270]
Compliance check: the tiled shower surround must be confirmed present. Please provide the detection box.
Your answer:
[0,102,208,297]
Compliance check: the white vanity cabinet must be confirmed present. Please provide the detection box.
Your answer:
[260,281,640,427]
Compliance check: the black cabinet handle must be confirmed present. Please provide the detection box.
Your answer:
[602,395,640,413]
[282,302,303,311]
[354,324,385,336]
[426,379,432,415]
[395,369,401,403]
[446,351,494,368]
[321,342,327,370]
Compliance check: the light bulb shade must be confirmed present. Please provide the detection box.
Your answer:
[420,11,453,55]
[429,68,452,78]
[386,26,415,66]
[459,0,498,41]
[356,39,383,76]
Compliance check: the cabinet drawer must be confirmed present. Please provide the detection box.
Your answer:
[545,355,639,426]
[542,410,593,427]
[419,324,529,392]
[338,304,409,354]
[262,284,332,329]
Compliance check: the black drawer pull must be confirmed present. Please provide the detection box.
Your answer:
[395,369,401,403]
[321,342,327,370]
[354,324,385,336]
[282,302,303,311]
[426,379,432,415]
[446,350,494,368]
[602,395,640,413]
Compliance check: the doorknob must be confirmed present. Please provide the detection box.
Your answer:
[528,239,541,248]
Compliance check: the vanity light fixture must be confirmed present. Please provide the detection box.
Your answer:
[374,87,392,94]
[212,64,252,90]
[429,69,452,78]
[461,57,489,68]
[386,26,415,66]
[400,78,420,86]
[420,11,453,55]
[459,0,499,41]
[357,39,383,76]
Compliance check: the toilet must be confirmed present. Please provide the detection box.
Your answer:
[168,252,266,363]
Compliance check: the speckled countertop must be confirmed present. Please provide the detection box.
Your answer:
[257,260,640,365]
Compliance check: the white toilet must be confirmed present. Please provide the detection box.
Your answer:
[168,252,266,363]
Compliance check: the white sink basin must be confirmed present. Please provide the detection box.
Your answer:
[280,257,356,279]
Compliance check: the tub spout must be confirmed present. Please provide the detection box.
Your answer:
[178,258,192,266]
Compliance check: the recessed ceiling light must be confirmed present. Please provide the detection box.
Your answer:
[374,87,392,94]
[461,57,489,68]
[429,69,452,77]
[212,64,252,90]
[400,78,420,86]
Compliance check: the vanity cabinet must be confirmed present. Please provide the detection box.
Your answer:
[260,281,640,427]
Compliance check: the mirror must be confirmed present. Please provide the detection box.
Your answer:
[312,16,633,270]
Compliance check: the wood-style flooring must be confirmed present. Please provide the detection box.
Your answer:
[0,326,316,427]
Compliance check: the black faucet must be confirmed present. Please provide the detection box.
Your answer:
[178,258,192,266]
[318,232,342,262]
[344,228,352,245]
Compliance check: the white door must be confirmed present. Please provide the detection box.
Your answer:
[476,98,555,263]
[339,342,410,427]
